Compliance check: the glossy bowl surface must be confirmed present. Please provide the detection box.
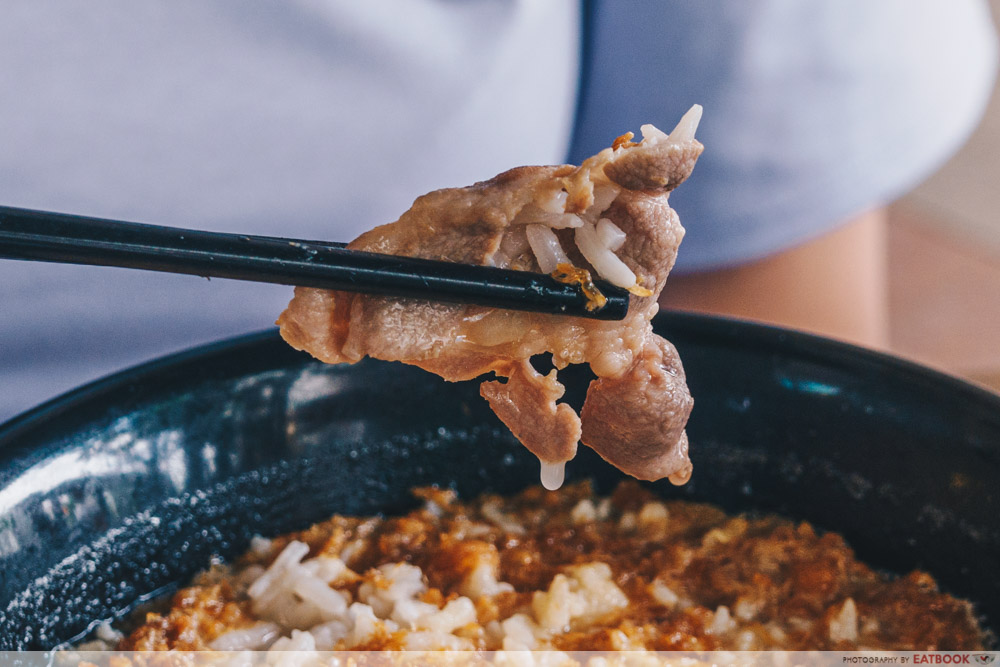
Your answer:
[0,313,998,649]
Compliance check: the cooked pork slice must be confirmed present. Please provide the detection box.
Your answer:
[480,359,582,489]
[278,105,704,487]
[581,335,693,484]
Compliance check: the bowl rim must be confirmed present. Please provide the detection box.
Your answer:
[3,310,1000,648]
[3,311,999,452]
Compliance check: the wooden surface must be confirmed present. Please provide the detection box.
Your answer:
[887,205,1000,393]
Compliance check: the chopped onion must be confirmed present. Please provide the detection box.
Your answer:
[667,104,703,143]
[596,219,626,252]
[639,104,703,147]
[516,204,582,229]
[574,223,636,289]
[590,184,620,216]
[525,224,571,273]
[640,124,669,144]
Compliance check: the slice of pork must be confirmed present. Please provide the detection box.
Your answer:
[278,105,704,487]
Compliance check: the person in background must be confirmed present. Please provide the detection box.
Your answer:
[0,1,995,422]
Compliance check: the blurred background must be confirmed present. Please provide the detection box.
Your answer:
[888,0,1000,391]
[2,1,999,422]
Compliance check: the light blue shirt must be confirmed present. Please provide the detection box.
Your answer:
[570,0,998,271]
[0,0,995,420]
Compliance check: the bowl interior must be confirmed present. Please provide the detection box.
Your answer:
[0,313,998,649]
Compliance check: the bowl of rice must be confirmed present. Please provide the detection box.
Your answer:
[0,312,997,651]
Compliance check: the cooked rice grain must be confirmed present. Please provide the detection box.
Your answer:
[113,481,985,652]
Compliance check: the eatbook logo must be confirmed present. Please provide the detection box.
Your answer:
[914,656,994,664]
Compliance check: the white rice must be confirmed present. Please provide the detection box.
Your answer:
[570,499,597,524]
[829,598,859,643]
[208,622,281,651]
[307,619,350,650]
[595,498,613,520]
[531,563,628,633]
[481,499,528,534]
[209,539,631,653]
[247,540,309,601]
[460,560,514,599]
[649,579,680,609]
[500,613,539,650]
[709,605,737,636]
[249,535,273,556]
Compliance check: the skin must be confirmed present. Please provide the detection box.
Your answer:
[660,209,889,349]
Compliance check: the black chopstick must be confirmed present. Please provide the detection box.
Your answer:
[0,206,630,320]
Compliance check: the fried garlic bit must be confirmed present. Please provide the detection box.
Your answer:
[551,263,607,312]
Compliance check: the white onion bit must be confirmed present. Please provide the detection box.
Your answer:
[638,105,702,147]
[517,207,582,229]
[525,224,571,274]
[542,212,584,229]
[639,123,670,143]
[667,104,703,144]
[575,223,636,289]
[596,218,627,252]
[590,184,620,215]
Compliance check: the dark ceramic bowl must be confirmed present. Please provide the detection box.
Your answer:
[0,312,998,649]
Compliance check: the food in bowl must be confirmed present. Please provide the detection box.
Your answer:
[278,108,704,490]
[103,481,984,652]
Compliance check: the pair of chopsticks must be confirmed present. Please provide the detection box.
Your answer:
[0,206,629,320]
